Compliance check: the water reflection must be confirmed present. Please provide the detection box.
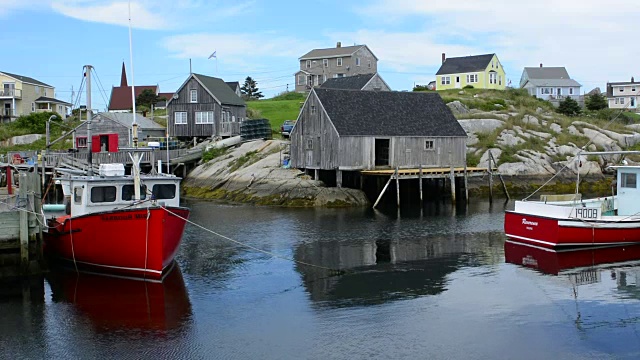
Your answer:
[46,263,192,332]
[295,231,505,307]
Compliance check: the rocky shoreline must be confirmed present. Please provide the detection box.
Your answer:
[183,139,616,207]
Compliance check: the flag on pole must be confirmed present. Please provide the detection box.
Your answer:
[208,50,217,59]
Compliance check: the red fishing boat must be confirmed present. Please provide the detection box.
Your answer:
[505,161,640,249]
[44,163,190,279]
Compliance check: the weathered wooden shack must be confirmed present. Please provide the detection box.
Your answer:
[167,73,246,140]
[75,112,165,149]
[290,88,468,183]
[320,73,391,91]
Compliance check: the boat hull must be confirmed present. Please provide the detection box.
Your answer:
[44,206,190,279]
[505,210,640,249]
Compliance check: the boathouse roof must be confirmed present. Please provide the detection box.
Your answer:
[313,88,467,137]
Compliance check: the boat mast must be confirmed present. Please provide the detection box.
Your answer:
[128,0,138,149]
[85,65,93,176]
[128,0,141,201]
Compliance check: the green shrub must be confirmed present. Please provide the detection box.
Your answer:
[14,111,61,133]
[463,85,474,89]
[466,152,481,167]
[202,147,228,162]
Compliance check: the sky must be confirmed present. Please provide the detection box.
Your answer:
[1,0,638,111]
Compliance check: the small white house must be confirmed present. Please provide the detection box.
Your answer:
[606,77,639,111]
[520,65,581,104]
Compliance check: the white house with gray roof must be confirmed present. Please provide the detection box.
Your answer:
[606,77,639,111]
[520,65,582,104]
[294,42,378,93]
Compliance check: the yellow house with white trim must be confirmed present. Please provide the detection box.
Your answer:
[435,53,506,91]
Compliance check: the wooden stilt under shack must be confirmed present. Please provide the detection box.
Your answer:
[336,170,342,188]
[395,166,400,207]
[464,164,469,204]
[449,166,456,202]
[419,165,423,203]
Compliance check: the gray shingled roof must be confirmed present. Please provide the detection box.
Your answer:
[526,78,582,87]
[300,45,366,60]
[193,73,245,106]
[523,67,570,79]
[320,73,376,90]
[313,88,467,137]
[34,96,72,106]
[95,112,165,130]
[436,54,495,75]
[0,71,52,87]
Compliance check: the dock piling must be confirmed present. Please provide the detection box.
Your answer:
[419,165,423,204]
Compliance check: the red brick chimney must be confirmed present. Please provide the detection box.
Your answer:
[632,76,635,83]
[442,53,446,64]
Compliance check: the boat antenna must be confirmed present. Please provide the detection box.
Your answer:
[128,0,138,148]
[85,65,93,176]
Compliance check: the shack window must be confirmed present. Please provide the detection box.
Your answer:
[152,184,176,199]
[74,187,83,204]
[76,137,87,148]
[91,186,117,203]
[425,140,434,150]
[622,173,637,188]
[122,185,147,201]
[306,139,313,150]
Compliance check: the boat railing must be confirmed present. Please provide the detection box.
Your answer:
[540,193,582,202]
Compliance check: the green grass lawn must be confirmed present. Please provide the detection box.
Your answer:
[247,99,303,130]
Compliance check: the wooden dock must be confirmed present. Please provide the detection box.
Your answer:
[0,170,44,278]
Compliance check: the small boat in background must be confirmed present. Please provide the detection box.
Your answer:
[44,163,190,279]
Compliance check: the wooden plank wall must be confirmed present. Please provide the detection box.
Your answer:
[290,92,339,169]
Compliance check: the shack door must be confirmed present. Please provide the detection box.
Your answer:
[91,135,100,153]
[375,138,390,166]
[108,134,119,152]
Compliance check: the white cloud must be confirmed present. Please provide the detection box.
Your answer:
[355,0,640,89]
[50,0,253,30]
[0,0,48,17]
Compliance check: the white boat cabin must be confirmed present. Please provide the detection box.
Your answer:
[614,165,640,216]
[59,164,182,217]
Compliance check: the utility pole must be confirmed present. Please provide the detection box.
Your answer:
[85,65,93,176]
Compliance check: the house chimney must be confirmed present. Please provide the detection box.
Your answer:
[632,76,635,83]
[540,63,543,68]
[442,53,446,64]
[337,42,341,48]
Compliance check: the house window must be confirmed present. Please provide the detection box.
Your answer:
[499,76,502,85]
[190,89,197,103]
[424,140,434,150]
[306,60,311,68]
[91,186,117,203]
[337,74,344,78]
[368,60,371,68]
[622,173,637,188]
[356,58,361,66]
[31,102,35,112]
[311,105,316,114]
[323,74,327,82]
[306,139,313,150]
[620,97,626,105]
[569,88,574,95]
[489,73,497,84]
[195,111,214,124]
[122,185,147,201]
[466,74,478,83]
[620,88,624,92]
[175,111,187,124]
[35,86,40,95]
[633,87,637,92]
[298,75,305,85]
[491,61,494,68]
[315,75,320,86]
[76,137,87,148]
[323,59,328,67]
[74,187,83,204]
[337,58,343,67]
[441,76,450,85]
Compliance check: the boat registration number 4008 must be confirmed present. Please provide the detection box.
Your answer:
[571,207,601,220]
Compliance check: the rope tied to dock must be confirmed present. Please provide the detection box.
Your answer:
[160,205,346,275]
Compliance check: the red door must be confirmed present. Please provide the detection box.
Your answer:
[108,134,119,152]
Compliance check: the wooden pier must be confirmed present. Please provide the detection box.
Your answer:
[0,169,44,278]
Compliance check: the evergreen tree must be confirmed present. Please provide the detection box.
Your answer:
[585,92,608,111]
[240,76,264,100]
[557,97,582,116]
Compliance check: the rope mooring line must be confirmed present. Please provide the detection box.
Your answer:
[160,206,345,275]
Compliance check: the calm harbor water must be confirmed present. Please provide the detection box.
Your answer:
[2,199,640,359]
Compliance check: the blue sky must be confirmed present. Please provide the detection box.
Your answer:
[2,0,638,111]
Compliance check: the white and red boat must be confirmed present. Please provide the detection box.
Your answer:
[44,163,190,280]
[505,163,640,249]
